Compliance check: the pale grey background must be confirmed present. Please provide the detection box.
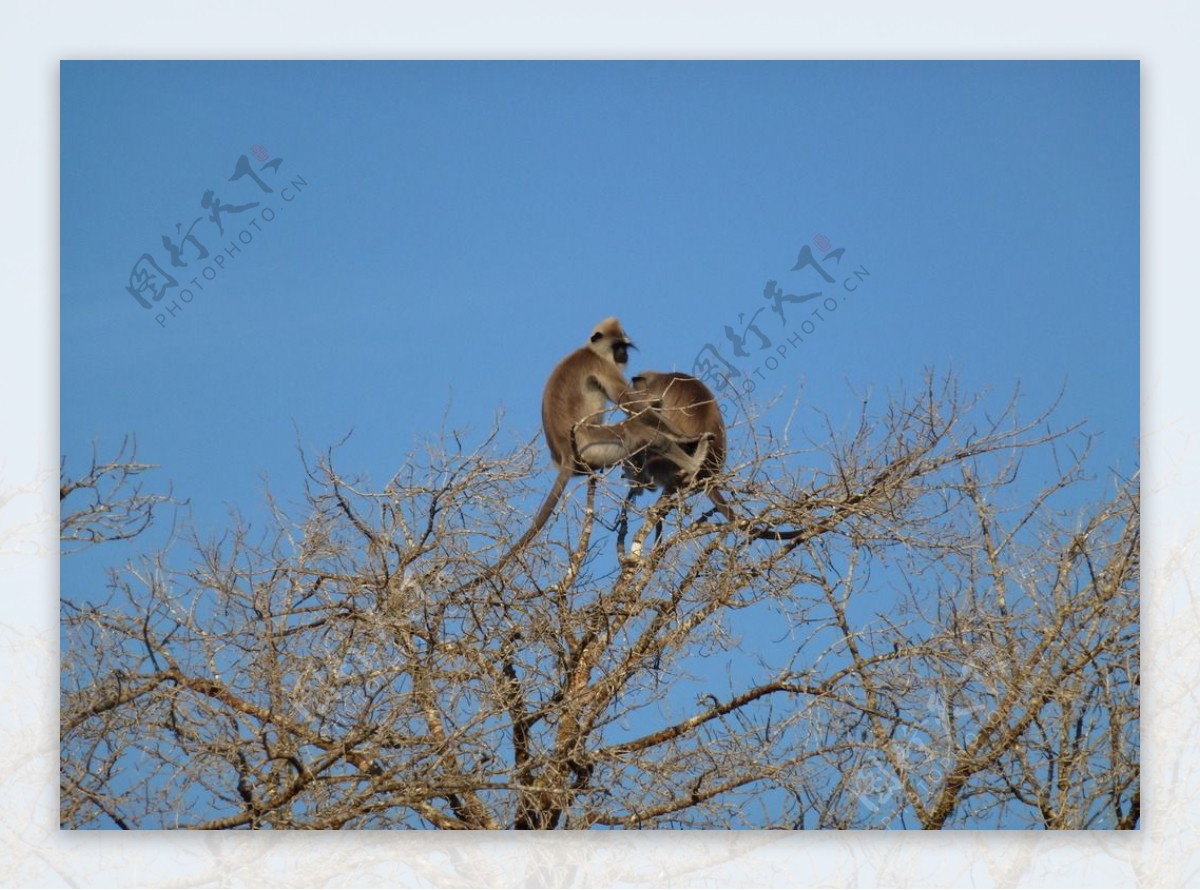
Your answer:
[4,0,1190,885]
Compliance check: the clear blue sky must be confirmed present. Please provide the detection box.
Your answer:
[56,58,1140,832]
[61,61,1138,547]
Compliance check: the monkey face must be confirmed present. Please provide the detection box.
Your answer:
[589,317,634,366]
[591,331,632,366]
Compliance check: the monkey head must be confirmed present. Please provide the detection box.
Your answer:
[588,317,635,367]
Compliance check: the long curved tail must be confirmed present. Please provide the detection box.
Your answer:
[708,488,806,542]
[750,524,807,541]
[451,469,571,596]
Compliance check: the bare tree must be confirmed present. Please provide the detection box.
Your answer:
[60,373,1138,829]
[60,436,173,554]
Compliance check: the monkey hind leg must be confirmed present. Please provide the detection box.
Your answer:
[650,490,674,547]
[572,425,632,471]
[574,422,698,473]
[648,431,713,484]
[680,433,713,484]
[616,488,637,556]
[621,489,674,556]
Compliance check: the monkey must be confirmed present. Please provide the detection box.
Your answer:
[454,319,711,593]
[620,372,725,503]
[616,371,729,550]
[616,370,806,550]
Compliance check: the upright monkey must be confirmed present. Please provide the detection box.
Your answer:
[618,370,805,549]
[456,319,709,592]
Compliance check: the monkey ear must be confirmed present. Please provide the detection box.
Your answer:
[590,331,604,342]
